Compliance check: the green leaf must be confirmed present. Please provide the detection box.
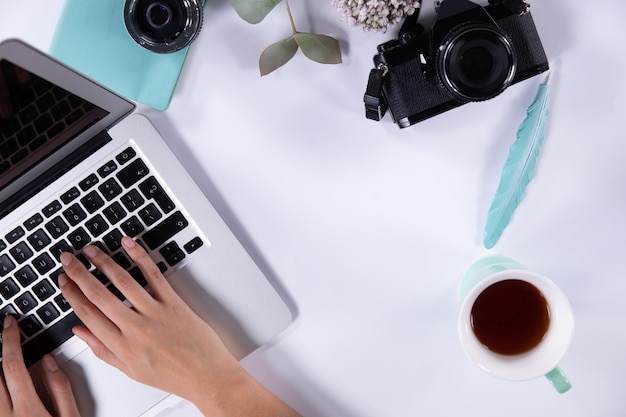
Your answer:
[259,36,299,76]
[229,0,282,24]
[293,32,342,65]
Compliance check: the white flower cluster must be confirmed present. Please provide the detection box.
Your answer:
[330,0,421,33]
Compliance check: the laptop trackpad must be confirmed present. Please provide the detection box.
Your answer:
[60,347,170,417]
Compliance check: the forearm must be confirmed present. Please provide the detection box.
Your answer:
[190,367,301,417]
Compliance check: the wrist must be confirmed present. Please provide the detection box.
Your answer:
[191,366,300,417]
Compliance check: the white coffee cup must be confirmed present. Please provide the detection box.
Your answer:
[458,255,574,393]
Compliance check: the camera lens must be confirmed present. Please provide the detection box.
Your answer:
[147,4,172,27]
[124,0,203,54]
[437,25,516,102]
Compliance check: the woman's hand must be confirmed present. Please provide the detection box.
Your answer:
[59,237,299,416]
[1,316,80,417]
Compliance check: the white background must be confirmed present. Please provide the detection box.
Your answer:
[2,0,626,416]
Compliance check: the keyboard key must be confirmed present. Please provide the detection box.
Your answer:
[9,241,34,264]
[138,203,162,226]
[138,177,175,214]
[129,266,147,287]
[63,204,87,226]
[23,213,44,231]
[27,229,52,251]
[80,190,105,213]
[36,302,60,324]
[32,279,55,301]
[159,242,186,267]
[42,200,63,218]
[66,108,83,125]
[34,113,53,134]
[19,315,43,337]
[117,159,149,188]
[0,305,18,319]
[54,294,71,312]
[47,122,66,139]
[120,189,144,212]
[115,147,136,165]
[102,202,126,224]
[121,216,144,238]
[15,291,38,314]
[15,265,38,287]
[5,226,25,244]
[184,237,204,254]
[102,229,123,252]
[50,240,72,261]
[0,278,20,300]
[36,92,55,113]
[142,211,189,250]
[50,268,64,287]
[60,186,81,204]
[11,148,29,165]
[0,254,16,277]
[97,160,117,178]
[159,241,181,260]
[79,173,99,191]
[106,283,126,301]
[0,239,6,251]
[91,269,109,285]
[0,138,18,159]
[68,227,91,250]
[112,252,131,269]
[45,216,69,239]
[85,214,109,238]
[16,125,36,145]
[17,312,82,368]
[99,178,123,201]
[29,136,47,152]
[33,253,55,275]
[51,100,70,122]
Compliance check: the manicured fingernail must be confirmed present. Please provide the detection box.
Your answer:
[83,245,97,259]
[43,355,59,372]
[122,237,136,249]
[4,315,14,329]
[58,273,69,287]
[60,252,73,266]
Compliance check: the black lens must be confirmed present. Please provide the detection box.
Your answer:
[147,4,172,28]
[438,26,516,101]
[124,0,203,53]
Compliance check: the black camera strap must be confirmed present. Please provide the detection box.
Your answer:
[364,7,422,122]
[364,65,388,121]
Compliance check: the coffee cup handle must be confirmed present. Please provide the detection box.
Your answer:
[545,366,571,393]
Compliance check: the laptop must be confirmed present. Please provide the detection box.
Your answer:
[0,39,294,416]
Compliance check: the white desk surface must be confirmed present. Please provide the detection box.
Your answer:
[2,1,626,416]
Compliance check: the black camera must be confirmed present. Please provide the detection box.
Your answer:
[124,0,204,53]
[364,0,549,128]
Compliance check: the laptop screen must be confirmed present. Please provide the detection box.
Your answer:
[0,59,109,191]
[0,39,135,219]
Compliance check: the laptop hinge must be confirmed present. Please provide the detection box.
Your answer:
[0,131,112,219]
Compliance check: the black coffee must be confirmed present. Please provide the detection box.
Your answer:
[470,279,550,355]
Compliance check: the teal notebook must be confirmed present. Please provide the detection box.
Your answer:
[49,0,193,110]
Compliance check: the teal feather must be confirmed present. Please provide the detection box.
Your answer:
[483,76,551,249]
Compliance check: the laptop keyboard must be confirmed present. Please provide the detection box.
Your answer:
[0,146,204,367]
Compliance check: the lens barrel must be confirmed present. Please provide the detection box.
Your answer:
[124,0,203,53]
[437,24,516,102]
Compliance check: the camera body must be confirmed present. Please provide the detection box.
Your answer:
[370,0,549,128]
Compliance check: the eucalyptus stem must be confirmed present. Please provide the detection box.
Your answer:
[286,0,297,34]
